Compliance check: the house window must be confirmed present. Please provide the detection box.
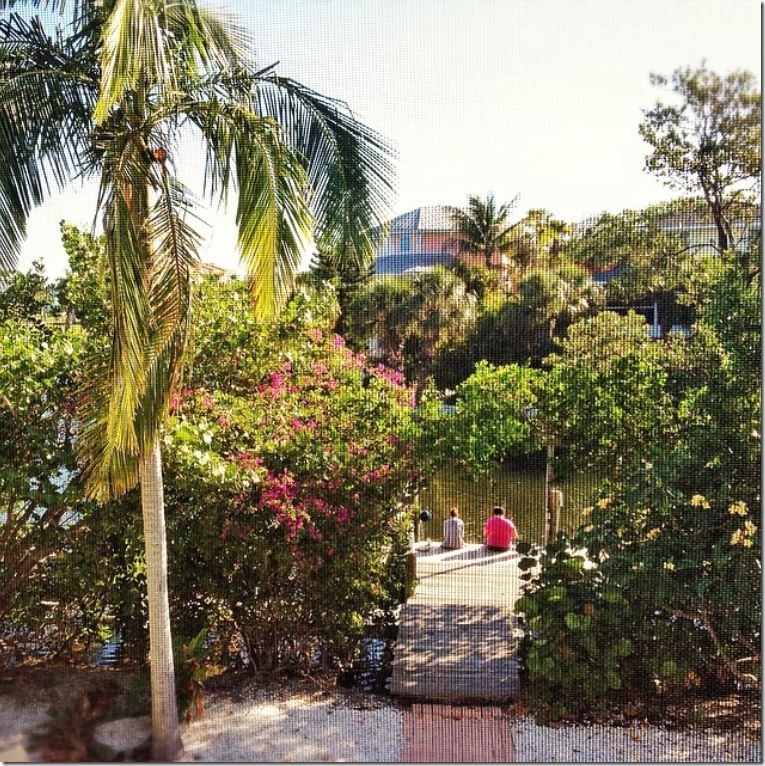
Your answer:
[400,234,411,253]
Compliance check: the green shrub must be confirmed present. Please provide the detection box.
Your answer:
[515,538,642,722]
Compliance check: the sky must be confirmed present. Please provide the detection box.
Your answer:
[15,0,762,278]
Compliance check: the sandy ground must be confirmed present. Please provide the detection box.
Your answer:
[511,716,761,763]
[0,669,760,763]
[178,699,761,763]
[180,693,403,762]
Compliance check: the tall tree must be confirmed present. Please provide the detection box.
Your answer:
[404,267,477,402]
[508,208,572,275]
[0,1,393,758]
[348,268,476,401]
[568,208,685,301]
[347,277,413,369]
[308,245,374,335]
[452,193,519,269]
[639,64,761,252]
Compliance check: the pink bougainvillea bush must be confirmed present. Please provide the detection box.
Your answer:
[25,277,433,672]
[159,280,425,670]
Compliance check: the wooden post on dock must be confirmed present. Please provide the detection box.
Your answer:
[547,488,563,543]
[543,445,554,545]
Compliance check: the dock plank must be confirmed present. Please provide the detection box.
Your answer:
[390,543,523,703]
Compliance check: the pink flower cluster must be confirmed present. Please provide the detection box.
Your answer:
[169,386,197,415]
[369,364,406,388]
[250,469,358,547]
[269,373,285,392]
[234,451,264,469]
[290,418,318,431]
[361,464,391,483]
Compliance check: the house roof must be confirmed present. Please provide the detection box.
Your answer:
[195,261,235,277]
[388,205,461,234]
[575,206,761,235]
[374,252,455,275]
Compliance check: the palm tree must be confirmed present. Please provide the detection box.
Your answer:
[452,193,519,269]
[348,268,476,403]
[406,267,477,402]
[347,277,413,369]
[509,208,572,273]
[0,1,393,759]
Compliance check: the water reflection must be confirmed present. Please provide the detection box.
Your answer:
[419,462,601,544]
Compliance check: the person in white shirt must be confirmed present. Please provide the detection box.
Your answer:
[442,507,465,549]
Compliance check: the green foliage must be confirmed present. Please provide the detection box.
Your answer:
[347,268,477,400]
[568,208,687,302]
[507,208,573,275]
[518,258,761,721]
[452,193,519,267]
[55,224,110,337]
[434,262,601,388]
[515,539,640,723]
[46,281,426,671]
[432,362,541,478]
[307,246,373,334]
[541,311,681,475]
[0,318,86,623]
[162,312,421,668]
[174,628,224,722]
[0,260,56,325]
[448,260,504,302]
[639,65,761,251]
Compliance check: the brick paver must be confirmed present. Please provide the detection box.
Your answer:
[401,703,515,762]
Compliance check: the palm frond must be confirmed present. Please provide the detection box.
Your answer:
[164,0,251,73]
[185,99,312,318]
[253,75,395,267]
[0,12,97,270]
[81,144,201,500]
[0,0,92,31]
[147,170,201,352]
[78,372,141,501]
[94,0,172,123]
[79,137,154,500]
[235,118,312,319]
[104,183,151,455]
[94,0,257,124]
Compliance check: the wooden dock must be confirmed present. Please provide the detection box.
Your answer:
[390,543,524,703]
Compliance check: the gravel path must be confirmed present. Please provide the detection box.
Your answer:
[0,687,760,762]
[511,716,761,763]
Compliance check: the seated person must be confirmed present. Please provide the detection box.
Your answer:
[442,507,465,549]
[484,506,517,551]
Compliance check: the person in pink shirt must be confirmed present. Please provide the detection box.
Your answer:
[484,506,517,551]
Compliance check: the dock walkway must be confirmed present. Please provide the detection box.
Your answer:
[390,542,524,703]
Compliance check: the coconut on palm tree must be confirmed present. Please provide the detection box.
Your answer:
[0,0,393,758]
[452,193,519,270]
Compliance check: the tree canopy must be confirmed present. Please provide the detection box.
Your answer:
[639,64,761,252]
[452,193,519,268]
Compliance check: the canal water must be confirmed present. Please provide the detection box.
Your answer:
[92,633,395,693]
[419,461,601,544]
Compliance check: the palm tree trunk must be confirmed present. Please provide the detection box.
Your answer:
[139,436,183,761]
